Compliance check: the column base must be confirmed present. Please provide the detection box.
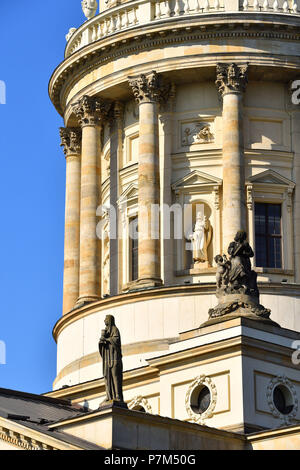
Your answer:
[75,295,101,308]
[126,277,163,291]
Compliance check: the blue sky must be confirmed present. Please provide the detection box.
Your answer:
[0,0,85,394]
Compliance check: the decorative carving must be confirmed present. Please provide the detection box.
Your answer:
[266,375,298,426]
[213,185,220,210]
[128,71,171,104]
[246,184,253,211]
[215,63,249,96]
[188,212,212,266]
[98,315,124,404]
[59,127,81,157]
[208,231,273,321]
[81,0,98,20]
[185,375,217,425]
[114,101,124,121]
[72,95,112,127]
[0,426,56,450]
[287,188,293,213]
[128,396,153,413]
[182,122,214,146]
[66,27,77,42]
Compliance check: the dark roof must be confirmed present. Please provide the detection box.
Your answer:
[0,387,103,450]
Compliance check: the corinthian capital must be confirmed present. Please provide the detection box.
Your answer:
[128,71,171,104]
[72,95,112,127]
[215,63,248,96]
[59,127,81,157]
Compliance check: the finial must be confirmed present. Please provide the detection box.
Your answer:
[81,0,98,20]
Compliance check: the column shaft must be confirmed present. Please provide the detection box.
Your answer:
[60,128,81,315]
[128,71,170,288]
[78,124,101,302]
[138,100,161,284]
[216,63,248,252]
[222,92,246,251]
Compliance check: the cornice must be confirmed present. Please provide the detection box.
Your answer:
[49,14,300,117]
[52,282,300,342]
[0,418,78,450]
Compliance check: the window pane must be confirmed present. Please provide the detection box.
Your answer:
[255,203,266,236]
[268,204,281,235]
[254,203,282,268]
[255,235,267,267]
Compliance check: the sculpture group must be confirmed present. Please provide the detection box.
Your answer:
[209,231,272,320]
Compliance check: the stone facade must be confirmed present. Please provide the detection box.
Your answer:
[47,0,300,446]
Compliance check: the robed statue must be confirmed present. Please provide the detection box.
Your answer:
[188,212,212,265]
[98,315,124,403]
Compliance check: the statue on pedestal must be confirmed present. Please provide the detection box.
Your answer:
[98,315,124,405]
[207,231,275,323]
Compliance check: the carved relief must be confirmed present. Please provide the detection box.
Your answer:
[128,71,170,104]
[182,122,214,146]
[59,127,81,157]
[72,95,112,127]
[128,396,153,413]
[185,375,217,425]
[266,375,298,426]
[246,184,253,211]
[215,63,248,96]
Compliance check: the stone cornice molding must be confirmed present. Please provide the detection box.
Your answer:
[0,424,56,450]
[128,70,171,104]
[50,22,300,116]
[59,127,82,157]
[215,62,249,96]
[72,95,112,127]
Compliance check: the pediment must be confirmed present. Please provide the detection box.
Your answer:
[117,183,138,205]
[172,170,222,190]
[247,170,295,188]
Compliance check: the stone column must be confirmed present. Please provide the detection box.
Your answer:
[60,128,81,315]
[128,71,170,288]
[216,63,248,252]
[72,95,111,304]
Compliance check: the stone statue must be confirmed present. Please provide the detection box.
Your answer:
[98,315,124,404]
[81,0,98,20]
[188,212,212,265]
[207,231,274,322]
[215,254,230,289]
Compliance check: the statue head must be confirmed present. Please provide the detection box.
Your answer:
[214,254,223,264]
[234,230,247,243]
[104,315,115,331]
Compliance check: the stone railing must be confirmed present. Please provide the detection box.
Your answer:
[65,0,299,57]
